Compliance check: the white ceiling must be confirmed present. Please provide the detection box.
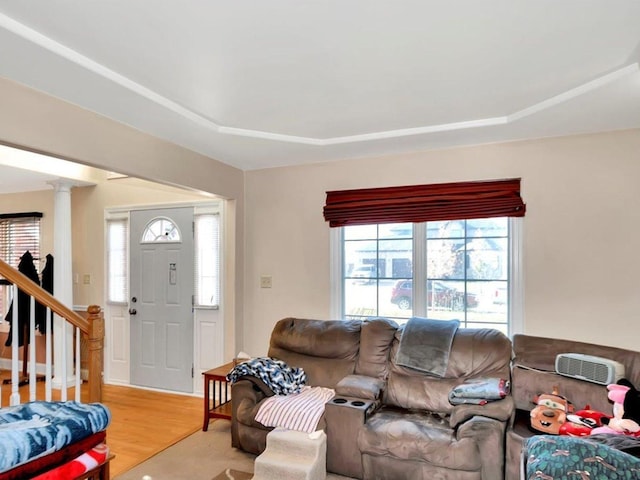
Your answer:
[0,165,58,194]
[0,1,639,172]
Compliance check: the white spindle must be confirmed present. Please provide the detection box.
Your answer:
[61,316,67,401]
[45,307,52,401]
[75,326,81,401]
[29,296,36,402]
[10,284,20,406]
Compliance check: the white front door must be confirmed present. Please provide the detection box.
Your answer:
[129,207,194,392]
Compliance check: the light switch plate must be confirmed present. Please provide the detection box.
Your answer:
[260,275,272,288]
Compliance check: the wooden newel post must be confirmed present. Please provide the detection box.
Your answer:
[87,305,105,403]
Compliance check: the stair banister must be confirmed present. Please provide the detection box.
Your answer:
[0,257,104,403]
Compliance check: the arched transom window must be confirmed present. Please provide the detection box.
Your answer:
[141,217,181,243]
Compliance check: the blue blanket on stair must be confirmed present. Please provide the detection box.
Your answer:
[0,401,111,473]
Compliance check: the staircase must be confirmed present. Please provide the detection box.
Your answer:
[253,428,327,480]
[0,257,104,406]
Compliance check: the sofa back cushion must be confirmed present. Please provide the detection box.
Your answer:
[385,327,512,413]
[354,318,399,379]
[268,317,361,388]
[512,334,640,413]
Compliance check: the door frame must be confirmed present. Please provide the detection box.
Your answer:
[103,200,225,394]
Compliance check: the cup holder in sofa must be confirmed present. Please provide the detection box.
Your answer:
[331,398,368,408]
[330,397,374,409]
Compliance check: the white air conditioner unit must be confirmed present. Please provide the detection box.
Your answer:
[555,353,625,385]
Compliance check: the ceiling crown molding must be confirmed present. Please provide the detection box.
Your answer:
[1,12,638,148]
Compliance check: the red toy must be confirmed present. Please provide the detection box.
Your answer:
[560,405,610,436]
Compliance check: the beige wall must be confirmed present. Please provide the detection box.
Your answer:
[244,129,640,355]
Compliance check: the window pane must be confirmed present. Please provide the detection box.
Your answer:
[0,216,41,318]
[427,220,465,239]
[343,223,412,321]
[467,238,507,280]
[425,218,509,329]
[195,214,220,307]
[107,219,128,303]
[344,224,377,241]
[427,238,465,279]
[467,218,508,237]
[142,217,181,243]
[389,279,413,318]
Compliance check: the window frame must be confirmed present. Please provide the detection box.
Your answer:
[106,214,129,306]
[330,217,524,337]
[0,213,42,319]
[193,209,221,309]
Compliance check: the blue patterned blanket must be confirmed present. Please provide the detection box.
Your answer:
[226,357,306,395]
[0,401,111,473]
[525,435,640,478]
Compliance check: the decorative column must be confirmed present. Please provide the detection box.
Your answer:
[48,179,75,389]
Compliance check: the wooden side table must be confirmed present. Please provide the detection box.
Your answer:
[202,361,235,431]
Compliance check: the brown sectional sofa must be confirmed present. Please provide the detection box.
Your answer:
[231,317,513,480]
[231,318,640,479]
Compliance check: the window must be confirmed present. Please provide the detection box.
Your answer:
[106,217,128,304]
[338,217,519,335]
[141,217,181,243]
[194,213,220,308]
[327,178,525,336]
[0,213,42,318]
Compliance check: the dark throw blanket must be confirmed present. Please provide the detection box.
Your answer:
[226,357,307,395]
[395,317,459,377]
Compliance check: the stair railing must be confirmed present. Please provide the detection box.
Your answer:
[0,257,104,406]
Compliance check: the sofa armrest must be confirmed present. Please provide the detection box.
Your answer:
[457,414,508,480]
[449,396,514,429]
[335,374,385,400]
[233,375,276,398]
[231,377,275,449]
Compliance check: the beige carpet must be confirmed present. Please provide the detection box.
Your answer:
[114,420,352,480]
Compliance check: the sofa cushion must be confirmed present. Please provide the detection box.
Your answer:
[336,374,384,400]
[268,318,361,388]
[385,327,512,413]
[358,408,480,471]
[355,318,398,379]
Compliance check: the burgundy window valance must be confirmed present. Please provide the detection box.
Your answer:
[323,178,525,227]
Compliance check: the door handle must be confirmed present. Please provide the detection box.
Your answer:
[129,308,137,315]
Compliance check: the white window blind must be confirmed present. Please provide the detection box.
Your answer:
[0,213,42,267]
[194,213,220,307]
[0,213,42,317]
[107,218,128,304]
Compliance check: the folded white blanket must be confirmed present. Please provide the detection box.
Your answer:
[255,386,335,433]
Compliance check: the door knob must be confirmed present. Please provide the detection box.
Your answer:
[129,308,137,315]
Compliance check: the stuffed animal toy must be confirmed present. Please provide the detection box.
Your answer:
[530,387,573,434]
[560,404,610,436]
[591,378,640,436]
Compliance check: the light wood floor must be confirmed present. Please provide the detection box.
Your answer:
[104,384,203,477]
[1,379,204,478]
